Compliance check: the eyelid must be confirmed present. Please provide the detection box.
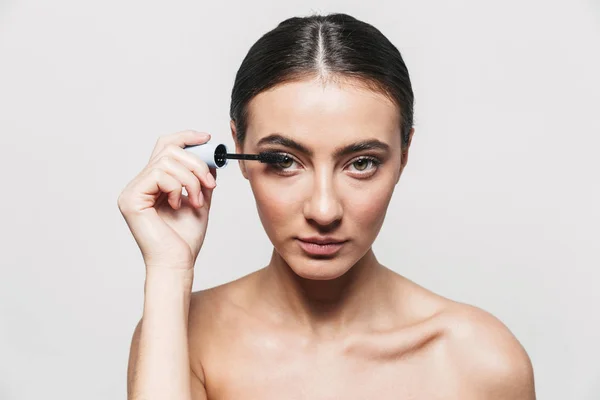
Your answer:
[260,148,301,164]
[259,148,292,156]
[346,154,382,166]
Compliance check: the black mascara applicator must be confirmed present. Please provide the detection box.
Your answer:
[218,152,288,164]
[183,142,287,169]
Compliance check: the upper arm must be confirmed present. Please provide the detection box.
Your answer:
[126,319,142,399]
[126,318,208,400]
[445,305,536,399]
[188,291,212,400]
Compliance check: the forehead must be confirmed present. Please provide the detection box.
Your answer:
[244,77,401,149]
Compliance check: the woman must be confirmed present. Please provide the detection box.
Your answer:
[118,13,535,399]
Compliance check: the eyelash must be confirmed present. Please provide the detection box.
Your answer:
[265,151,382,178]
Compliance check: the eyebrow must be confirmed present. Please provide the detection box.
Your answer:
[334,139,390,158]
[256,133,390,158]
[257,134,313,156]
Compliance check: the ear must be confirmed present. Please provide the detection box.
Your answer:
[230,120,248,179]
[396,127,415,184]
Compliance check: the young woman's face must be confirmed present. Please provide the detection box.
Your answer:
[233,77,411,280]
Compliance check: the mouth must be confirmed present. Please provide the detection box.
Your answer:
[296,237,348,256]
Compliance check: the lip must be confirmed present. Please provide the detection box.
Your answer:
[296,237,348,256]
[299,236,347,245]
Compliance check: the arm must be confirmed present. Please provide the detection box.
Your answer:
[127,268,207,400]
[471,349,535,399]
[118,130,217,399]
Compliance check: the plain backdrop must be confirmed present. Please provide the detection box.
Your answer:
[1,0,599,399]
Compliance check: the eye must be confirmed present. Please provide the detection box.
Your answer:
[277,154,295,169]
[346,156,381,176]
[352,158,371,171]
[266,152,302,173]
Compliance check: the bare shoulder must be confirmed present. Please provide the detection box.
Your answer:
[390,273,535,398]
[188,269,262,331]
[186,270,262,381]
[435,301,536,399]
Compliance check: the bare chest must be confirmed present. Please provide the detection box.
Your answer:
[201,332,461,400]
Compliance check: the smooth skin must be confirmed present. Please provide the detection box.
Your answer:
[120,76,536,399]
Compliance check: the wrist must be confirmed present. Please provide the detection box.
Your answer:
[144,267,194,294]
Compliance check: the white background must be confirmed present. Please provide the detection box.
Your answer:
[1,0,598,399]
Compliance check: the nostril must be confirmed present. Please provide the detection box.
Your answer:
[306,218,342,233]
[304,201,343,228]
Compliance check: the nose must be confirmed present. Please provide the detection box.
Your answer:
[303,169,343,229]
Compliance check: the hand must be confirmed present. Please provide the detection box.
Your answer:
[117,130,217,270]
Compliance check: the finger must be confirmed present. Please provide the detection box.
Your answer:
[200,181,215,210]
[202,167,218,208]
[150,130,211,162]
[153,155,205,208]
[135,167,183,211]
[152,144,216,192]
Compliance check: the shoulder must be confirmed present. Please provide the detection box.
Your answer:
[189,269,261,326]
[436,302,536,399]
[185,272,260,385]
[187,269,263,350]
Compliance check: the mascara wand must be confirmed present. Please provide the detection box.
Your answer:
[184,142,287,169]
[218,152,288,164]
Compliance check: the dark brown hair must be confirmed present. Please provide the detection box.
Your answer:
[230,13,414,148]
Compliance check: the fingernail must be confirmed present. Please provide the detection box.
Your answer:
[197,193,204,207]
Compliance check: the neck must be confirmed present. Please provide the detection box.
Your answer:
[258,248,394,339]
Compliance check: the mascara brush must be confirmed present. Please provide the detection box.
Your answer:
[183,142,287,169]
[218,152,288,163]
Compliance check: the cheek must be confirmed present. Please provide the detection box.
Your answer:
[248,173,305,231]
[344,180,395,231]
